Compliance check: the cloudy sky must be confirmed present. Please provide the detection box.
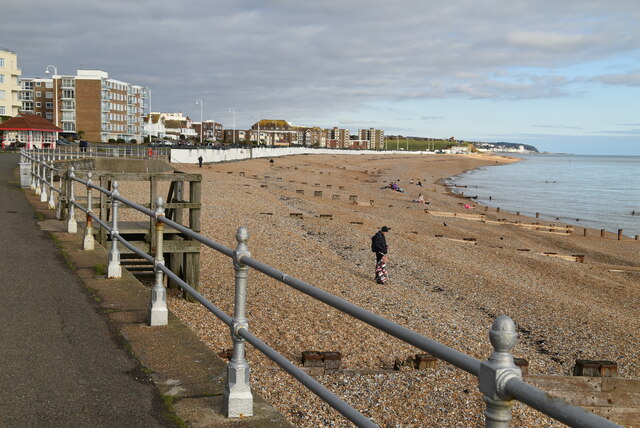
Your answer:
[3,0,639,154]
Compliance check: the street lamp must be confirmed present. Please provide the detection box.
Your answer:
[44,65,58,128]
[196,99,204,145]
[229,108,235,145]
[145,87,152,143]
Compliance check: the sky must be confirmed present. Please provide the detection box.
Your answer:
[2,0,640,155]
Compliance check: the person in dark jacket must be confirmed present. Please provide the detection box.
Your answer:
[371,226,390,280]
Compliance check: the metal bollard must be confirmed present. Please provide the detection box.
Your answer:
[479,315,522,428]
[149,197,168,326]
[39,159,49,202]
[67,166,78,233]
[107,181,122,278]
[223,226,254,417]
[82,172,95,250]
[48,163,56,210]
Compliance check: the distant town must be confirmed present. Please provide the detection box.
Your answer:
[0,48,537,153]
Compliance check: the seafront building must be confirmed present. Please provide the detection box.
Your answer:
[0,48,22,117]
[19,69,146,143]
[359,128,385,150]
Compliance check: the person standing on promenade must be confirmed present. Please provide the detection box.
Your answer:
[198,155,203,168]
[371,226,390,280]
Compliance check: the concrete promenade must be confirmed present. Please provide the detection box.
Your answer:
[0,153,290,427]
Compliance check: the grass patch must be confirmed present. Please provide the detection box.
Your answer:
[161,395,189,428]
[93,263,107,276]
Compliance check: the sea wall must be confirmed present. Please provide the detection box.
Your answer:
[170,146,435,164]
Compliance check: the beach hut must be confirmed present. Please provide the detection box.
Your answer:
[0,114,62,149]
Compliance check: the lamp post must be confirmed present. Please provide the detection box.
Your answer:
[229,108,236,145]
[145,87,152,143]
[396,135,399,151]
[44,65,58,128]
[196,99,204,145]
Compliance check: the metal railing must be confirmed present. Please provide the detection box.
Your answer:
[19,150,622,428]
[26,145,170,160]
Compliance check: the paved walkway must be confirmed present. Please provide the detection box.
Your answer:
[0,154,171,427]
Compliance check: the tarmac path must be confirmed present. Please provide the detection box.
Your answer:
[0,153,172,427]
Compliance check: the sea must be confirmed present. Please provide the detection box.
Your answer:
[447,153,640,238]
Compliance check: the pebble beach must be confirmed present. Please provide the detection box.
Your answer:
[119,153,639,427]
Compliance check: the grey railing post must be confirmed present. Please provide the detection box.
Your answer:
[149,197,168,326]
[107,181,122,278]
[223,226,254,417]
[34,155,41,195]
[82,172,95,250]
[479,316,522,428]
[67,166,78,233]
[29,153,36,190]
[48,162,56,210]
[39,159,48,202]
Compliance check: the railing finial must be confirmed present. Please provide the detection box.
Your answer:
[480,315,521,428]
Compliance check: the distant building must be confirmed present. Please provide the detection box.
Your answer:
[193,120,222,142]
[19,69,145,143]
[0,113,62,149]
[143,112,166,140]
[159,112,196,140]
[0,48,22,117]
[250,120,298,146]
[296,126,326,147]
[325,127,350,148]
[358,128,385,149]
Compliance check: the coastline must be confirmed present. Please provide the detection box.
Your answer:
[119,152,639,427]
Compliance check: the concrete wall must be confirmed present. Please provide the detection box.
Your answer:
[170,146,435,164]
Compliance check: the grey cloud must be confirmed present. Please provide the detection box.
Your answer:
[3,0,640,127]
[591,71,640,87]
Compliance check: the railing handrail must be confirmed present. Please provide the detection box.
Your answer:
[21,150,622,428]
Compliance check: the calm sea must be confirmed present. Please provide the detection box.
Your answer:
[448,153,640,237]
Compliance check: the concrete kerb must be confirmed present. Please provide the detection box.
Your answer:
[27,194,292,428]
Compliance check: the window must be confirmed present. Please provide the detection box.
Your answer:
[62,111,75,121]
[63,122,75,132]
[45,92,53,99]
[62,89,74,98]
[61,78,74,88]
[0,74,5,83]
[36,91,41,97]
[36,81,41,87]
[62,100,74,110]
[36,102,41,107]
[0,58,4,67]
[45,81,53,88]
[0,106,5,115]
[46,102,53,109]
[45,112,53,120]
[0,90,4,99]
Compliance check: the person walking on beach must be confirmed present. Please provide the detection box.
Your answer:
[371,226,390,281]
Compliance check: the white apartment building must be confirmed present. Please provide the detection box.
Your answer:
[0,48,22,117]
